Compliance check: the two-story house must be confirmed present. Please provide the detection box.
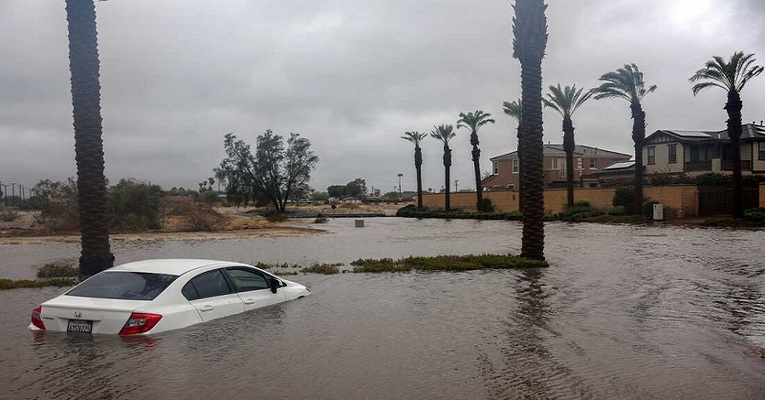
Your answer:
[481,144,632,190]
[643,123,765,176]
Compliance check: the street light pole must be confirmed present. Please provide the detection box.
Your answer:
[455,179,459,192]
[10,182,16,207]
[397,173,403,200]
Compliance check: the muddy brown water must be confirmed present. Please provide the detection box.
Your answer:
[1,218,764,399]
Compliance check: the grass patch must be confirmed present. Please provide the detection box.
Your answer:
[299,262,343,275]
[0,278,77,290]
[36,263,80,278]
[350,254,547,273]
[253,262,301,270]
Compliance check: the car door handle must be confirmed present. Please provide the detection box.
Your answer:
[199,305,214,312]
[243,299,256,305]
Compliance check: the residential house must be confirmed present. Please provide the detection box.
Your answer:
[643,123,765,176]
[481,144,632,190]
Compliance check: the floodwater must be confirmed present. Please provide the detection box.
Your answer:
[1,218,764,399]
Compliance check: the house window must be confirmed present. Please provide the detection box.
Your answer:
[493,161,499,174]
[589,158,597,168]
[668,144,677,164]
[512,159,518,173]
[647,147,656,165]
[690,146,709,162]
[552,158,564,170]
[759,143,765,160]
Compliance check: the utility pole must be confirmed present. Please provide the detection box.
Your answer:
[10,182,16,207]
[397,173,403,200]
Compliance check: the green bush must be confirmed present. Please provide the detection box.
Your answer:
[612,186,636,215]
[694,172,730,186]
[478,198,494,212]
[350,254,547,273]
[108,179,164,232]
[0,206,18,222]
[0,278,77,290]
[299,263,342,275]
[609,206,626,216]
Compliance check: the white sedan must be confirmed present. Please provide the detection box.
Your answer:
[29,259,310,335]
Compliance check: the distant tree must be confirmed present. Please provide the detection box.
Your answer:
[690,51,763,218]
[32,179,80,230]
[346,178,367,199]
[401,131,428,209]
[457,111,495,211]
[592,63,656,215]
[502,99,524,211]
[65,0,113,275]
[311,191,330,202]
[543,84,591,207]
[107,179,163,232]
[430,124,457,211]
[513,0,548,261]
[327,185,348,199]
[215,131,318,213]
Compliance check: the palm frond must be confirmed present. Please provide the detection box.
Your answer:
[430,124,456,145]
[502,100,522,121]
[401,131,427,145]
[592,63,655,104]
[690,51,763,96]
[457,110,495,132]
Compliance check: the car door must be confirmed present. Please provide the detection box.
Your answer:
[182,269,244,322]
[224,267,286,312]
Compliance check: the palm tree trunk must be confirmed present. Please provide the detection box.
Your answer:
[444,146,452,211]
[562,117,575,207]
[514,0,547,261]
[631,102,646,215]
[471,133,483,211]
[517,126,524,212]
[66,0,114,276]
[415,146,423,209]
[726,91,744,218]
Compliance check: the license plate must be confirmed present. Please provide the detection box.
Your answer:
[67,319,93,333]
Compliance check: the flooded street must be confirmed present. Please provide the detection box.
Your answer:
[1,218,764,399]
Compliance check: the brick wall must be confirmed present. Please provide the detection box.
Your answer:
[761,183,765,207]
[421,185,702,218]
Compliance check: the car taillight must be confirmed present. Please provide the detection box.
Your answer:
[119,313,162,335]
[31,306,46,330]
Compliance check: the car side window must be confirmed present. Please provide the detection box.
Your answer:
[183,270,233,300]
[226,268,271,292]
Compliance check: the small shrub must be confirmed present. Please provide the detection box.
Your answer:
[573,200,590,208]
[299,262,342,275]
[743,207,765,221]
[585,214,647,224]
[478,198,494,212]
[314,213,329,223]
[37,263,79,278]
[694,172,730,186]
[265,212,288,223]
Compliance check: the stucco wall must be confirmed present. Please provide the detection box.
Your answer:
[421,185,701,218]
[761,183,765,207]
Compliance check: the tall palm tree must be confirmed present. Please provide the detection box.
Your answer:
[543,84,592,207]
[513,0,547,261]
[65,0,114,275]
[401,131,428,209]
[690,52,763,218]
[457,110,495,211]
[591,63,656,215]
[430,124,457,211]
[503,100,524,211]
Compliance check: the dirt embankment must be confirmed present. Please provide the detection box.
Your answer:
[0,203,405,245]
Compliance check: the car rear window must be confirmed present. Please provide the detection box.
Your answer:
[66,271,177,300]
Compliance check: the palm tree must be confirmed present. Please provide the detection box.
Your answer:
[513,0,548,261]
[543,84,592,207]
[401,131,428,209]
[430,124,457,211]
[502,100,524,211]
[690,52,763,218]
[591,63,656,215]
[65,0,114,275]
[457,110,495,212]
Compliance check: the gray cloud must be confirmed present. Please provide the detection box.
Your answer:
[2,0,765,195]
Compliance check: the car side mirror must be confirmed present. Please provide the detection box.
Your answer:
[269,278,279,294]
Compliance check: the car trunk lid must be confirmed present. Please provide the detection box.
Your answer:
[41,295,149,334]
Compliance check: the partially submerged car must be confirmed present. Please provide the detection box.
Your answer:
[30,259,310,335]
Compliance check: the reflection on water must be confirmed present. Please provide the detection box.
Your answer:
[1,219,764,399]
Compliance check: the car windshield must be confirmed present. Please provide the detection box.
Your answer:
[66,271,177,300]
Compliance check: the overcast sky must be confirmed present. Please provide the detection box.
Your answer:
[2,0,765,195]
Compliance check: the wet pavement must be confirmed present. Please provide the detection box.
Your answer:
[1,218,763,399]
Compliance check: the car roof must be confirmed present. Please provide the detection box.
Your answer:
[108,259,238,276]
